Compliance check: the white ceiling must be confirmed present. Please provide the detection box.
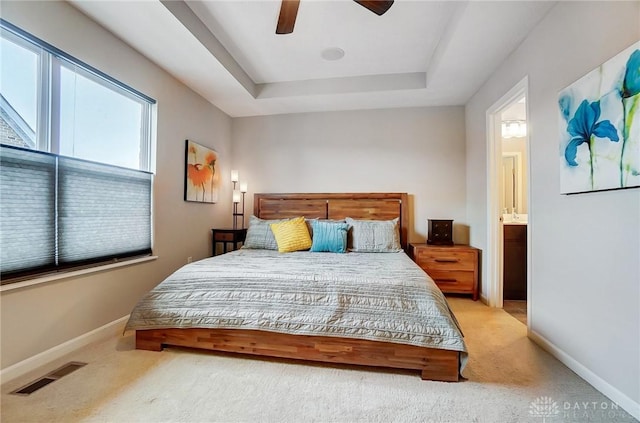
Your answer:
[68,0,556,118]
[188,1,457,83]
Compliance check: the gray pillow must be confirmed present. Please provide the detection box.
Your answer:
[243,215,287,250]
[345,217,402,252]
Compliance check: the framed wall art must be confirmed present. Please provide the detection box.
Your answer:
[184,139,219,203]
[558,42,639,194]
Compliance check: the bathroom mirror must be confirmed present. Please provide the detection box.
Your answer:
[502,153,522,213]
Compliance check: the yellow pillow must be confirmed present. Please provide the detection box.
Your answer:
[270,216,312,253]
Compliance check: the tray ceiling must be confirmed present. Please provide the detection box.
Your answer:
[69,0,556,117]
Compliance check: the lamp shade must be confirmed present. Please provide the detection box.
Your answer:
[240,182,248,193]
[231,170,239,182]
[232,190,241,203]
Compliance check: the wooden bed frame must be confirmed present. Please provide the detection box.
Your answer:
[136,193,460,382]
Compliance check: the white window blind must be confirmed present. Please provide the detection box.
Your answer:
[58,157,152,265]
[0,147,56,274]
[0,145,152,280]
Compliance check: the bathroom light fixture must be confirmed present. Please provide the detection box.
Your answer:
[501,120,527,138]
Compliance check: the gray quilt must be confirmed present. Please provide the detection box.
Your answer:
[125,249,467,368]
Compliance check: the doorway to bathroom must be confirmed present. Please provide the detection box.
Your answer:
[500,99,528,325]
[486,77,530,327]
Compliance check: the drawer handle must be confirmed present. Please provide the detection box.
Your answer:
[434,258,459,263]
[435,278,458,283]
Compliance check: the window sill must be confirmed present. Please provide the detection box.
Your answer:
[0,256,158,293]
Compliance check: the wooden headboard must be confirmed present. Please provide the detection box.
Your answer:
[253,193,409,250]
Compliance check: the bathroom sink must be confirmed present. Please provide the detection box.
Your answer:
[503,214,528,224]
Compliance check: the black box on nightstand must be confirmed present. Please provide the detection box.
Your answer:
[427,219,454,245]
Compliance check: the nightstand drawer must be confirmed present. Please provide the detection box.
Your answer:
[214,232,236,242]
[415,250,476,271]
[427,270,475,291]
[410,243,480,300]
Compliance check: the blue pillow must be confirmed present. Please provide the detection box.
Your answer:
[310,220,349,253]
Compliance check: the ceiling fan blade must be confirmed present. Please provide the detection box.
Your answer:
[353,0,394,16]
[276,0,300,34]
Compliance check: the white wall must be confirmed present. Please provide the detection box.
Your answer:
[231,107,469,243]
[0,1,233,369]
[466,0,639,413]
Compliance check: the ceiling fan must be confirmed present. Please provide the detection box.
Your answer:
[276,0,394,34]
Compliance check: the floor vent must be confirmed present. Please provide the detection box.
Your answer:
[10,361,87,396]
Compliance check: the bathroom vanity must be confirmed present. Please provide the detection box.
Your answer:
[503,220,527,300]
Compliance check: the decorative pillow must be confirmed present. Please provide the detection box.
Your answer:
[243,215,288,250]
[310,220,349,253]
[345,217,402,253]
[270,216,312,253]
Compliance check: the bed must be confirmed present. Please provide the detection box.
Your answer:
[128,193,467,381]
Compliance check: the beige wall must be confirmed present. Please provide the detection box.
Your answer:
[231,107,469,244]
[0,1,233,369]
[466,1,639,409]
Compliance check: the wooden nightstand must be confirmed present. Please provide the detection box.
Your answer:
[211,228,247,256]
[410,243,480,300]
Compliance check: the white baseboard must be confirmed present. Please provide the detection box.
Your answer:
[1,315,129,385]
[529,329,640,421]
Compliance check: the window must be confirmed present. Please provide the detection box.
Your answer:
[56,61,151,170]
[0,29,39,149]
[0,20,155,282]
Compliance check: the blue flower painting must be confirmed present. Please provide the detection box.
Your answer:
[559,42,640,194]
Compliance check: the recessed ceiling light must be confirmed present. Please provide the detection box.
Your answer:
[321,47,345,61]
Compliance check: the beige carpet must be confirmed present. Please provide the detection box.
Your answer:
[1,298,636,423]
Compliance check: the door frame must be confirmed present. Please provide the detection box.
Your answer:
[485,76,530,317]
